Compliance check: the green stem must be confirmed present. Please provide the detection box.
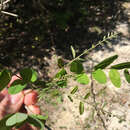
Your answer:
[67,32,117,66]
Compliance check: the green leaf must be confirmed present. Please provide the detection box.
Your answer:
[84,92,90,99]
[15,120,27,129]
[76,73,89,85]
[92,69,107,84]
[111,62,130,70]
[79,102,84,115]
[70,60,84,74]
[109,69,121,88]
[20,68,32,83]
[0,69,11,91]
[0,113,13,130]
[31,69,38,82]
[71,86,78,94]
[8,80,27,94]
[68,95,73,102]
[20,68,37,83]
[56,96,63,104]
[27,115,44,130]
[71,45,76,58]
[31,114,48,121]
[124,69,130,83]
[94,55,118,70]
[6,113,28,126]
[51,90,60,97]
[56,80,67,88]
[77,58,85,62]
[33,80,46,87]
[55,68,67,78]
[57,58,64,68]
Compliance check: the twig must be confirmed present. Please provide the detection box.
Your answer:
[0,0,10,5]
[1,11,18,17]
[90,64,107,130]
[0,0,18,17]
[67,32,117,66]
[0,0,10,9]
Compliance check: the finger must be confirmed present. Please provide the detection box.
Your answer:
[18,123,39,130]
[0,88,9,101]
[0,95,10,119]
[1,88,9,95]
[23,89,32,95]
[9,92,24,113]
[26,105,41,115]
[8,74,21,87]
[24,90,38,105]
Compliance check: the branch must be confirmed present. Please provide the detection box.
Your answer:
[1,10,18,17]
[90,64,107,130]
[67,32,118,66]
[0,0,11,10]
[0,0,18,17]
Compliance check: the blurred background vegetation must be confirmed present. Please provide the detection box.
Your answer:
[0,0,129,79]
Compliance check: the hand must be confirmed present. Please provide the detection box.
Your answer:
[0,75,41,130]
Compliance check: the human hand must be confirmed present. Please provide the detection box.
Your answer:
[0,75,41,130]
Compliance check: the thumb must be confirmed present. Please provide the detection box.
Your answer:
[9,92,24,113]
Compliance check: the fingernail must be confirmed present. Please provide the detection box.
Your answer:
[23,89,32,95]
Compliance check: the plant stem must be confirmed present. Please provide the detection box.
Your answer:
[90,64,107,130]
[67,32,117,66]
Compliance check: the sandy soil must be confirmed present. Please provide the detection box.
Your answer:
[39,2,130,130]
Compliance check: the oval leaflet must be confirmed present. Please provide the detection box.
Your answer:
[109,69,121,88]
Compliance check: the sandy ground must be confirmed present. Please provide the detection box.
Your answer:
[40,2,130,130]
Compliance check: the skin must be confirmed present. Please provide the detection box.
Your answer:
[24,90,38,106]
[0,75,41,130]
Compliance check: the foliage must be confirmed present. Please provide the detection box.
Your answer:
[0,68,48,129]
[0,1,129,129]
[0,69,11,91]
[0,32,130,129]
[92,69,107,84]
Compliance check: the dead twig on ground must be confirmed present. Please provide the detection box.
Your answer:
[0,0,18,17]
